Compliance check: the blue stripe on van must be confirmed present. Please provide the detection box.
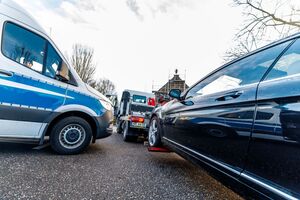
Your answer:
[0,73,66,110]
[64,89,106,116]
[0,73,105,116]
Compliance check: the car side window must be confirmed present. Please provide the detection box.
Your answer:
[265,39,300,81]
[2,22,46,73]
[186,41,292,99]
[45,43,62,78]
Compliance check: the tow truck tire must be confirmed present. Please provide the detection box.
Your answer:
[148,116,162,147]
[122,121,130,142]
[117,121,122,134]
[50,116,92,155]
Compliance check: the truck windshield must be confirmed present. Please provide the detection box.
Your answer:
[130,104,154,113]
[133,95,147,103]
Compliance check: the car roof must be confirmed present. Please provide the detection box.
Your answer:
[0,0,47,35]
[229,32,300,65]
[184,32,300,95]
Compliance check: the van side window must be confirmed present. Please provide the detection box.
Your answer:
[45,43,61,78]
[1,22,71,83]
[186,41,291,99]
[265,39,300,81]
[2,22,46,73]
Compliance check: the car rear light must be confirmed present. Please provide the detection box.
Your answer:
[130,116,145,123]
[148,98,156,106]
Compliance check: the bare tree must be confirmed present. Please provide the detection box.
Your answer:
[69,44,116,95]
[93,78,116,95]
[227,0,300,60]
[70,44,96,83]
[224,39,256,61]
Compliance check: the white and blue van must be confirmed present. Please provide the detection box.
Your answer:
[0,0,114,154]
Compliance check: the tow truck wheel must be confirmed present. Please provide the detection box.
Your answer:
[122,121,130,142]
[148,116,162,147]
[116,121,122,134]
[50,116,92,155]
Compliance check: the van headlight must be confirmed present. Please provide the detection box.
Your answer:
[100,99,112,111]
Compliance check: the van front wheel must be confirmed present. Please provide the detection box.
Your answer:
[50,116,92,155]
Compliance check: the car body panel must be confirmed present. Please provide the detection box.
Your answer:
[244,75,300,198]
[152,36,300,199]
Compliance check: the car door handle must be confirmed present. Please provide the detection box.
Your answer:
[215,91,243,101]
[0,69,13,77]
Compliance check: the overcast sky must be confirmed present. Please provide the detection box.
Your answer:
[17,0,243,96]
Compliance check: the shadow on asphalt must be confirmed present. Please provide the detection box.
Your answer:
[150,153,195,170]
[0,142,38,154]
[0,142,107,156]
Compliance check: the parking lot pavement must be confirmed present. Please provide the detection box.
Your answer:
[0,132,243,200]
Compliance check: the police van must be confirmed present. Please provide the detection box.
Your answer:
[0,0,113,154]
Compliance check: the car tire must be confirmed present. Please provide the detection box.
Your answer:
[148,116,162,147]
[50,116,92,155]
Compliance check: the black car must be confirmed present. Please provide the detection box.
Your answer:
[148,34,300,199]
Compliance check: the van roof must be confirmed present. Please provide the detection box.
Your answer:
[0,0,46,35]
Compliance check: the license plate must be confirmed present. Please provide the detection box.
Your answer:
[132,122,144,128]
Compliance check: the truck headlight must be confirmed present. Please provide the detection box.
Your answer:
[100,99,112,111]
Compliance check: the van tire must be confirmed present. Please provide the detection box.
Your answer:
[50,116,92,155]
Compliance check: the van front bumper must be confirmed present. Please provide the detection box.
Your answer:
[93,110,114,141]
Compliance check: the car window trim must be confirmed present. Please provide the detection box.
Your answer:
[259,39,297,83]
[183,38,297,100]
[188,81,258,100]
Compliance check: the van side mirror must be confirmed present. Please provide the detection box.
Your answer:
[56,62,70,82]
[169,89,181,100]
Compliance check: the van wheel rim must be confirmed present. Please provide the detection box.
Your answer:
[149,119,158,146]
[59,124,86,149]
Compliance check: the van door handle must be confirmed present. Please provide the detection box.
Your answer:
[0,69,13,77]
[215,91,243,101]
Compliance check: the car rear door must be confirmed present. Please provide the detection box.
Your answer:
[244,38,300,199]
[163,40,292,177]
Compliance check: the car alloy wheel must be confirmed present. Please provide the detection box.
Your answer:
[148,118,161,147]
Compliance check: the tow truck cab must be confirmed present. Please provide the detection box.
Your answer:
[117,90,155,141]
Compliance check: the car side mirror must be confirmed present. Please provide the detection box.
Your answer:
[169,89,181,100]
[56,62,70,82]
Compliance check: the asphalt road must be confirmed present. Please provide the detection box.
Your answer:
[0,132,243,200]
